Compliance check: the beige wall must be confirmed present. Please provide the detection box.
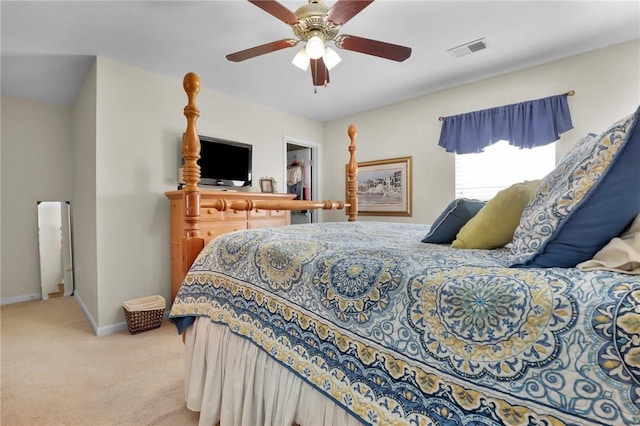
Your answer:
[71,60,99,326]
[1,97,73,303]
[322,39,640,223]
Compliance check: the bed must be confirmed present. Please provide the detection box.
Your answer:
[170,72,640,425]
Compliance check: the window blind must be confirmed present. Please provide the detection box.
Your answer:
[455,141,555,200]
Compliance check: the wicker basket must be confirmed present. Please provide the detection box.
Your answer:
[123,295,166,334]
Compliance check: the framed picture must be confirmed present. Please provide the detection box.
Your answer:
[260,178,274,193]
[349,156,412,216]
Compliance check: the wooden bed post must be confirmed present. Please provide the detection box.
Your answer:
[346,124,358,222]
[181,72,205,276]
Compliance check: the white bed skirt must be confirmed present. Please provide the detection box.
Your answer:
[184,317,363,426]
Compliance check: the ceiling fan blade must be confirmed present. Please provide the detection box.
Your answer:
[226,39,298,62]
[248,0,298,25]
[336,34,411,62]
[310,58,329,87]
[327,0,374,26]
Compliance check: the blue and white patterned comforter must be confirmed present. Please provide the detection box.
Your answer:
[170,222,640,425]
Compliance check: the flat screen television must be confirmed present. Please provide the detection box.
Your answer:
[194,135,253,187]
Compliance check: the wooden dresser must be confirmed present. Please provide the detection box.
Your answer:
[165,190,296,300]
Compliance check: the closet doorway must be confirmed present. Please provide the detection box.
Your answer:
[284,137,320,224]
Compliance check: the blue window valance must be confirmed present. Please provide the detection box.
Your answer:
[438,93,573,154]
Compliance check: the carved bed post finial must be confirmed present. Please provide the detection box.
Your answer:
[346,124,358,222]
[183,72,201,193]
[182,72,201,239]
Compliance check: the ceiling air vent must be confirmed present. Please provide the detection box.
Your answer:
[447,38,489,58]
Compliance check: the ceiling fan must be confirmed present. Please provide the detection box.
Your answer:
[226,0,412,87]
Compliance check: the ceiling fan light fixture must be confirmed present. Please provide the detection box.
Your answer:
[227,0,412,88]
[292,48,310,71]
[323,47,341,70]
[305,34,325,60]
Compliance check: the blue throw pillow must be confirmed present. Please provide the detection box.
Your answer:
[422,198,486,244]
[510,105,640,268]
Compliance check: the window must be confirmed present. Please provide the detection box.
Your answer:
[455,141,555,200]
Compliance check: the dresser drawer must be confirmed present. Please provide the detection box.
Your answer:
[201,207,247,222]
[269,209,287,218]
[248,218,288,229]
[249,209,287,219]
[248,208,268,219]
[201,221,248,242]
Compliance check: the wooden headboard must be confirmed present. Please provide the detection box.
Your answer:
[179,72,359,277]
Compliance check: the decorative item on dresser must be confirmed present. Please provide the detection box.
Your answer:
[165,190,296,301]
[259,177,275,193]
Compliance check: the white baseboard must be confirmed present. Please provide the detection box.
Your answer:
[97,321,128,337]
[73,292,133,337]
[97,311,170,336]
[74,292,128,336]
[72,292,98,335]
[0,293,41,306]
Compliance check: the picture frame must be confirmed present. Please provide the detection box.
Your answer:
[260,178,274,193]
[348,156,412,216]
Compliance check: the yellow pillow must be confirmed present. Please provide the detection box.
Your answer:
[451,180,541,249]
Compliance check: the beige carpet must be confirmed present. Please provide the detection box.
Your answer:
[1,297,200,425]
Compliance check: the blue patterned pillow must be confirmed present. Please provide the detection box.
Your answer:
[422,198,486,244]
[510,106,640,268]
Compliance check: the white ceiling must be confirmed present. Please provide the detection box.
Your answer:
[2,1,639,122]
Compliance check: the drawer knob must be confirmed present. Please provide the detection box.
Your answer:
[207,209,214,215]
[208,230,213,236]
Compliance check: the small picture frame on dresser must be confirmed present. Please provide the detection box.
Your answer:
[260,178,274,193]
